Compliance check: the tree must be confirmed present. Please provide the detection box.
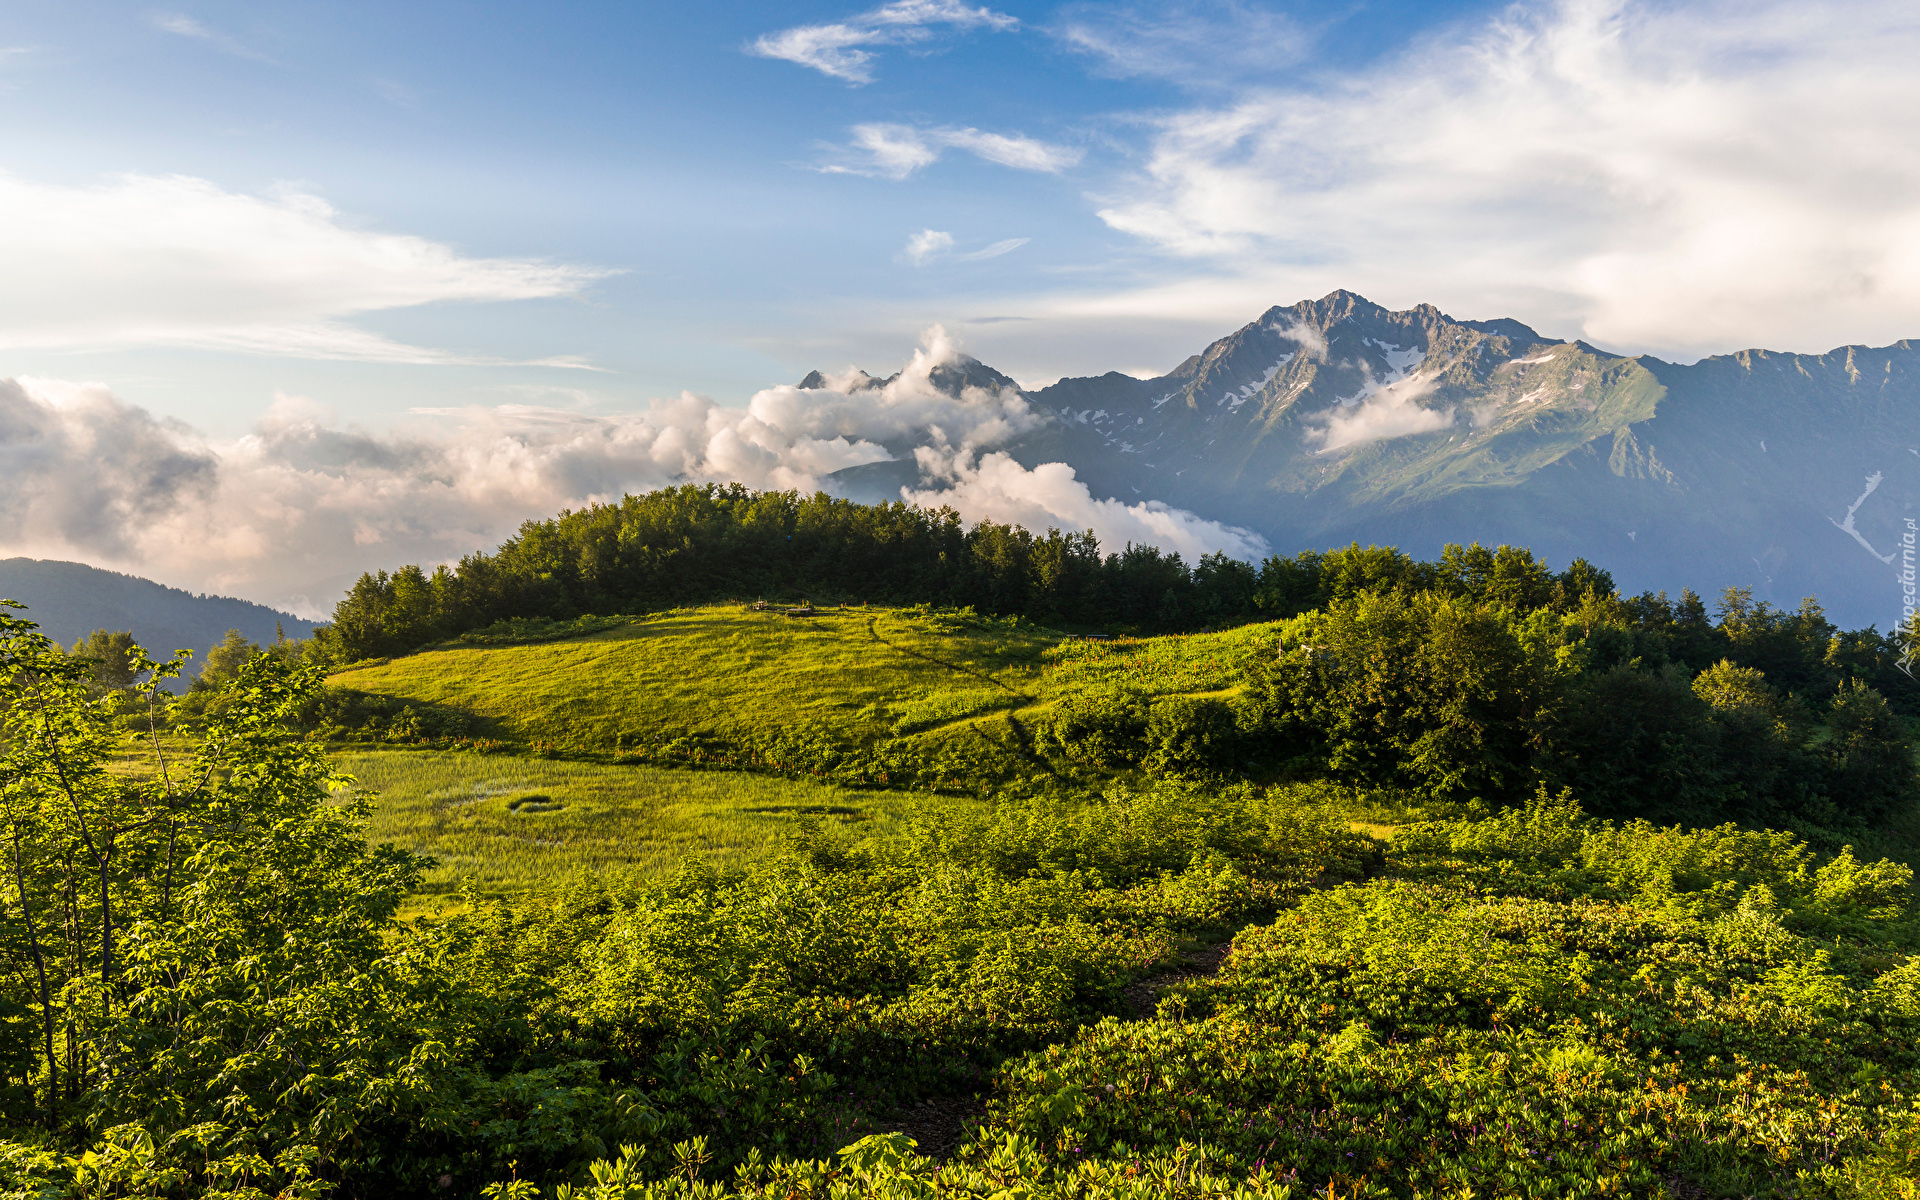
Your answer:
[1715,588,1837,697]
[1690,659,1818,824]
[1247,590,1568,802]
[1822,679,1915,827]
[67,629,138,690]
[3,601,196,1118]
[194,627,262,692]
[1542,664,1723,823]
[1,599,447,1192]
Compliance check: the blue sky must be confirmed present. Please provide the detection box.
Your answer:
[5,0,1920,610]
[0,0,1561,432]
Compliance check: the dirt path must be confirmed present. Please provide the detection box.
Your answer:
[1120,941,1233,1020]
[869,1093,988,1162]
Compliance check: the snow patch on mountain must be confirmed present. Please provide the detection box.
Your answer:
[1830,471,1897,564]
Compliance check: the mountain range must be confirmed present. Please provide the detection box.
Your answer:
[829,290,1920,632]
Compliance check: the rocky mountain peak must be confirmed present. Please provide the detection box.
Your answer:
[798,354,1022,400]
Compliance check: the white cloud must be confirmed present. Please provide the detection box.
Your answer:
[0,377,217,561]
[901,229,956,265]
[936,128,1082,173]
[0,171,611,363]
[1307,370,1453,452]
[1088,0,1920,360]
[823,123,1081,179]
[831,125,943,180]
[899,232,1028,266]
[151,13,272,61]
[904,450,1270,562]
[1268,317,1326,360]
[963,238,1029,261]
[750,0,1018,84]
[1051,1,1310,87]
[0,329,1258,615]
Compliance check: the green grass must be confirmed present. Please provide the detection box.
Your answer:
[1036,623,1281,699]
[336,748,946,901]
[172,610,1298,907]
[328,605,1283,761]
[329,605,1054,756]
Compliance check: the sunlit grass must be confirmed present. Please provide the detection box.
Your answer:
[320,608,1307,914]
[328,605,1054,756]
[336,748,952,904]
[1037,622,1282,699]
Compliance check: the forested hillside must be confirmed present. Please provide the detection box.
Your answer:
[4,491,1920,1197]
[0,557,315,665]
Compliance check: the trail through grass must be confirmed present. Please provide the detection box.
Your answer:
[336,749,945,902]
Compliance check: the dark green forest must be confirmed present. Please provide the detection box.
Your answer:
[5,486,1920,1198]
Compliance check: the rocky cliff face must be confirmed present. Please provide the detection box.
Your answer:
[825,291,1920,629]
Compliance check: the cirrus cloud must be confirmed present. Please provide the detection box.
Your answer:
[822,123,1082,179]
[750,0,1018,84]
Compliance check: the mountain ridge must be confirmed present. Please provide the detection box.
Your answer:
[0,558,319,671]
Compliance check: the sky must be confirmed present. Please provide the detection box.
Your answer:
[5,0,1920,615]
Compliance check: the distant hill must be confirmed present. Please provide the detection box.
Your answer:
[0,559,319,676]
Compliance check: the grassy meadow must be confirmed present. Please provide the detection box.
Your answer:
[335,749,944,905]
[327,603,1280,766]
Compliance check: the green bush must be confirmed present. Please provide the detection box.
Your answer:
[1036,691,1148,767]
[1142,695,1239,778]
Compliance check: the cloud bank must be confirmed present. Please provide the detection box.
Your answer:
[1080,0,1920,360]
[0,331,1261,617]
[0,172,610,363]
